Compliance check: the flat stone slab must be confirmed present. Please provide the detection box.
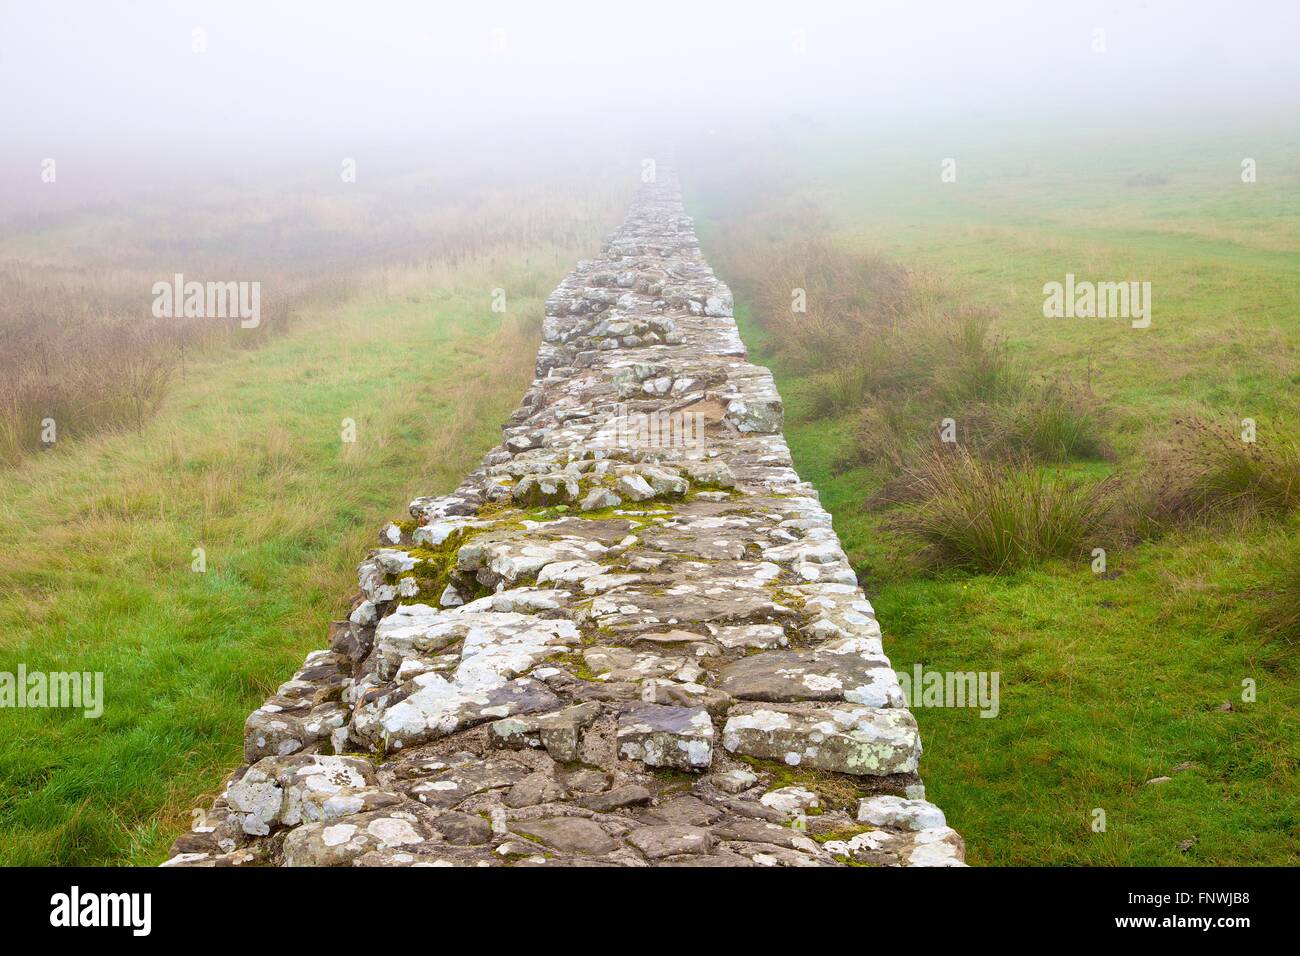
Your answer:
[282,807,436,867]
[587,561,795,636]
[583,646,689,682]
[722,701,921,776]
[407,759,531,810]
[373,607,579,681]
[616,703,714,771]
[514,817,619,856]
[639,524,748,560]
[712,623,788,650]
[628,825,714,859]
[353,677,560,751]
[718,648,904,708]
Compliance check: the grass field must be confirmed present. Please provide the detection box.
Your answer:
[689,118,1300,865]
[2,119,1295,867]
[0,253,567,865]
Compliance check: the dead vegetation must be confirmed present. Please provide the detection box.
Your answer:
[717,206,1296,573]
[1149,417,1300,521]
[1,168,624,464]
[884,449,1118,573]
[0,263,309,460]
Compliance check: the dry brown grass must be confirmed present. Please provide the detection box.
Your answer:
[720,212,1126,474]
[713,197,1130,575]
[731,236,909,375]
[0,262,314,461]
[1126,417,1300,534]
[885,448,1118,573]
[1,169,623,464]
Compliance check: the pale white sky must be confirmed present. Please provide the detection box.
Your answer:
[1,1,1296,173]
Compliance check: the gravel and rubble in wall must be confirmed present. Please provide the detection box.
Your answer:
[165,171,965,869]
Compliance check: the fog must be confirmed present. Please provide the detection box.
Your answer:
[2,0,1298,200]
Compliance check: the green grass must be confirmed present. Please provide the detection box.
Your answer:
[731,304,1300,865]
[690,119,1300,865]
[4,122,1296,868]
[0,260,545,865]
[886,451,1115,573]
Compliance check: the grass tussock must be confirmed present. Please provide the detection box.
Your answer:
[726,234,1116,473]
[885,449,1116,572]
[719,230,1126,572]
[999,376,1115,464]
[1147,417,1300,522]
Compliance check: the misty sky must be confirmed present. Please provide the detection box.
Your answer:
[4,0,1298,163]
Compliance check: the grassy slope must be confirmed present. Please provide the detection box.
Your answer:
[693,124,1300,865]
[0,262,545,865]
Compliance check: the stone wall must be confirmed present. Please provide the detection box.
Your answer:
[164,170,965,868]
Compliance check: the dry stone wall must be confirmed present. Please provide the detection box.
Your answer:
[165,170,965,868]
